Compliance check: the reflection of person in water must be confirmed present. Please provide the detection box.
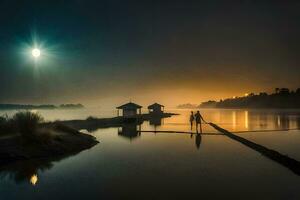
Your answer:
[189,111,194,130]
[195,111,204,133]
[195,133,202,150]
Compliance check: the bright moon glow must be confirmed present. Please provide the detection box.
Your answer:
[30,174,38,186]
[32,48,41,58]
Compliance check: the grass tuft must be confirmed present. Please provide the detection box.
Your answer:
[12,111,44,138]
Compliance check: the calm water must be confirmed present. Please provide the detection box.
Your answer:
[1,108,300,199]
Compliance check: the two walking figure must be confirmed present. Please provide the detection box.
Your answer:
[190,111,205,133]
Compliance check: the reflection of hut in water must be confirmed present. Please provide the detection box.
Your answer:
[149,117,162,126]
[118,123,141,140]
[116,102,142,118]
[149,117,163,131]
[148,103,164,115]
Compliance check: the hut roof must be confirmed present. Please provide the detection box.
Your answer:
[148,103,164,109]
[116,102,142,109]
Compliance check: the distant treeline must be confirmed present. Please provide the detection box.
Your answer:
[199,88,300,109]
[0,103,84,110]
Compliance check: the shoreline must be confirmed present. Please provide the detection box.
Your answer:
[59,113,177,132]
[0,123,98,166]
[0,113,176,165]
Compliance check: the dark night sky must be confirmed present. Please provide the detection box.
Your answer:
[0,0,299,107]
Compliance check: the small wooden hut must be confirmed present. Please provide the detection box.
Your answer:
[148,103,164,114]
[116,102,142,118]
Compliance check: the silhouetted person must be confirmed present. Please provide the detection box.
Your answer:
[189,111,194,130]
[195,133,202,150]
[195,111,204,134]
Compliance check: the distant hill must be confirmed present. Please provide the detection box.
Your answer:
[199,88,300,109]
[0,104,84,110]
[177,103,198,109]
[58,104,85,109]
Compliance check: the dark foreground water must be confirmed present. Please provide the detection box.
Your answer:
[0,109,300,199]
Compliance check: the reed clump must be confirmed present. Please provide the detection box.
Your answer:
[12,112,44,138]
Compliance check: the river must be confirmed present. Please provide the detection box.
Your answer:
[0,108,300,199]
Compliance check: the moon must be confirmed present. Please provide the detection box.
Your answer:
[32,48,41,58]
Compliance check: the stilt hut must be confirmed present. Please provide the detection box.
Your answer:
[116,102,142,118]
[148,103,164,114]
